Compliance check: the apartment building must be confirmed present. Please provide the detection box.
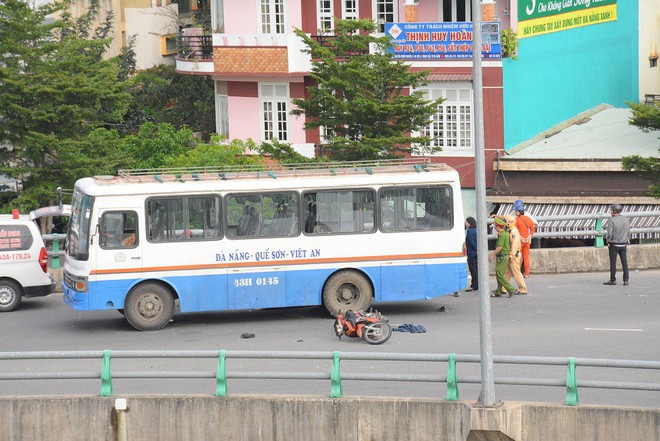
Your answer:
[175,0,510,188]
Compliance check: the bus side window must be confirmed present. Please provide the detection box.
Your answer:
[304,203,316,233]
[100,211,138,249]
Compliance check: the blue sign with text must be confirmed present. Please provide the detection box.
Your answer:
[385,22,501,60]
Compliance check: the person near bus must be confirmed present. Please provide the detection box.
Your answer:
[603,204,630,286]
[463,217,478,292]
[515,207,536,278]
[489,217,519,298]
[503,215,528,295]
[512,199,539,226]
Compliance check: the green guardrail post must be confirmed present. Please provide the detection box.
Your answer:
[330,351,343,398]
[595,214,605,248]
[100,350,113,397]
[51,238,60,270]
[216,350,228,397]
[566,357,579,406]
[446,353,459,401]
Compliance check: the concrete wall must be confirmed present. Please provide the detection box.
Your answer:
[1,396,658,441]
[524,243,660,274]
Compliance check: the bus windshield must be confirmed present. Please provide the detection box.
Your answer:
[66,188,94,261]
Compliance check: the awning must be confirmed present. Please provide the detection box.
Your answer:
[495,203,660,239]
[428,74,473,82]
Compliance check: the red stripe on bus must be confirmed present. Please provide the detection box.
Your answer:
[90,252,464,276]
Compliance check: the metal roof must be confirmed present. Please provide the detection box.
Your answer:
[506,107,660,160]
[461,189,496,221]
[496,203,660,239]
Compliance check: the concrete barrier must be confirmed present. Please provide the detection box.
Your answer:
[522,243,660,274]
[480,243,660,275]
[1,396,658,441]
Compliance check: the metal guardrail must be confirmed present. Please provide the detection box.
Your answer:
[1,350,658,406]
[487,211,660,242]
[43,233,66,269]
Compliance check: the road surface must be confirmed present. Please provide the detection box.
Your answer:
[1,270,658,408]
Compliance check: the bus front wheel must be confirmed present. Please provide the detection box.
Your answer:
[322,270,372,316]
[124,283,175,331]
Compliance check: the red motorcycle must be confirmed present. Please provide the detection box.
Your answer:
[333,309,392,345]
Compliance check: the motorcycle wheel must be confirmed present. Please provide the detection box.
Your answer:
[361,322,392,345]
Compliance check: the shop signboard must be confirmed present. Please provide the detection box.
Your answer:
[518,0,617,38]
[385,22,501,60]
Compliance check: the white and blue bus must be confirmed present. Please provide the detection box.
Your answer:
[63,160,467,330]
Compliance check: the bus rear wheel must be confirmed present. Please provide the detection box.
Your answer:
[322,270,372,316]
[124,283,175,331]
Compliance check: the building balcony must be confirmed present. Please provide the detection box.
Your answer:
[177,32,310,77]
[175,33,214,74]
[177,34,213,60]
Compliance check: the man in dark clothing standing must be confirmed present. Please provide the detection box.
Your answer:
[464,217,478,291]
[603,204,630,286]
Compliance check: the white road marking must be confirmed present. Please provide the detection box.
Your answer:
[584,328,644,332]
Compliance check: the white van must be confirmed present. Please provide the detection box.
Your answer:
[0,211,55,311]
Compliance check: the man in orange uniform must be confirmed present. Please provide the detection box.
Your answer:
[515,208,535,278]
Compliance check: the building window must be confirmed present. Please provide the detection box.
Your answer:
[374,0,397,33]
[416,84,473,151]
[317,0,334,32]
[260,83,289,142]
[440,0,472,22]
[260,0,285,34]
[215,81,228,137]
[343,0,359,21]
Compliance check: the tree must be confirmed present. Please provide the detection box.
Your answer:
[291,19,442,161]
[0,0,132,211]
[164,136,263,168]
[96,123,260,170]
[123,64,215,137]
[623,102,660,198]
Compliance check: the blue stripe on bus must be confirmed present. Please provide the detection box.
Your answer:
[64,262,468,312]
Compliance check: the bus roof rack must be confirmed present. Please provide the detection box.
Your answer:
[106,158,449,184]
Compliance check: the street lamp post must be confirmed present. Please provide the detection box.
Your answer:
[472,0,497,406]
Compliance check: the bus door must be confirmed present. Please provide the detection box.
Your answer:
[93,209,142,308]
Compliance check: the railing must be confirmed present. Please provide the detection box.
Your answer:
[487,211,660,244]
[177,35,213,60]
[43,233,66,269]
[0,350,658,406]
[644,93,660,105]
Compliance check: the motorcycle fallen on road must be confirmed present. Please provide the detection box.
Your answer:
[333,308,392,345]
